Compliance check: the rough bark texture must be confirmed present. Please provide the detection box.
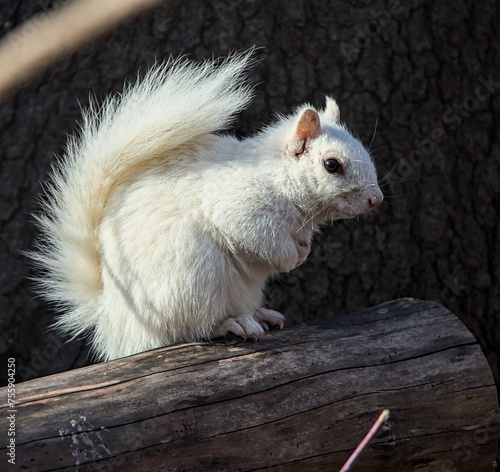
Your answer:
[0,299,498,471]
[0,0,499,399]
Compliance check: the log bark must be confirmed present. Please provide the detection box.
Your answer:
[0,299,498,471]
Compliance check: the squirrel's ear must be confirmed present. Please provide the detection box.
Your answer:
[325,96,340,124]
[287,109,321,158]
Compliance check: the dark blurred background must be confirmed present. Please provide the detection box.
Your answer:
[0,0,498,398]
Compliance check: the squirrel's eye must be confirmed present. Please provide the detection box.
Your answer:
[324,158,341,174]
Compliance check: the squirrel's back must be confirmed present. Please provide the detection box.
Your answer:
[31,51,255,341]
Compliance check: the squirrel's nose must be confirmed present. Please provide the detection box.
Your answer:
[368,190,383,208]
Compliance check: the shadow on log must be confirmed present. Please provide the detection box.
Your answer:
[0,299,498,471]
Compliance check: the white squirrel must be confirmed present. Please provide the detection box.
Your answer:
[32,50,383,361]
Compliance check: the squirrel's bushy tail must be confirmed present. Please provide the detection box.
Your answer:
[31,50,255,338]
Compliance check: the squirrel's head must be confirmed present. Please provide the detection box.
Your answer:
[284,97,383,223]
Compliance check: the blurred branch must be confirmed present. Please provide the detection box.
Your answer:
[0,0,166,101]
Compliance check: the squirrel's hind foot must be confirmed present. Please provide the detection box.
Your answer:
[213,308,285,341]
[254,307,285,331]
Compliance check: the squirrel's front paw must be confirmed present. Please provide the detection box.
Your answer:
[295,240,310,267]
[293,225,313,268]
[277,240,310,272]
[276,253,298,273]
[276,239,300,273]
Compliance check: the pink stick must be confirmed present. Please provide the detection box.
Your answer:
[339,409,390,472]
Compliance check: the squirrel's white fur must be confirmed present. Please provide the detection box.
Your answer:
[32,50,383,361]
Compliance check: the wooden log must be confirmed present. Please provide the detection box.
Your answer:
[0,299,498,471]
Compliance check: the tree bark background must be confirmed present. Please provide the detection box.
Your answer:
[0,0,498,393]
